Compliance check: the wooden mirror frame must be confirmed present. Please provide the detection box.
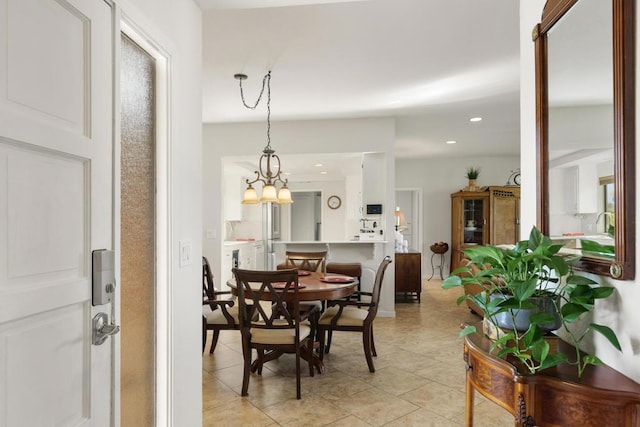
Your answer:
[534,0,635,280]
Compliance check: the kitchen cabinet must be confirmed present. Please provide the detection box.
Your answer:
[395,251,422,302]
[450,186,520,272]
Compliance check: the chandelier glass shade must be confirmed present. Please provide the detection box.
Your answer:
[234,71,293,204]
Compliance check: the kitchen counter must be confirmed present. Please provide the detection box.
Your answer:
[273,240,388,244]
[223,240,260,246]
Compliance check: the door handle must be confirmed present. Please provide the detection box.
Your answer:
[92,312,120,345]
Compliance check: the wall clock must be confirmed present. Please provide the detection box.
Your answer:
[506,169,521,186]
[327,195,341,209]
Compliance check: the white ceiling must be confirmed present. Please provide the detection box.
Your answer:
[198,0,522,165]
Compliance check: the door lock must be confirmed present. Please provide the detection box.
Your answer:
[92,312,120,345]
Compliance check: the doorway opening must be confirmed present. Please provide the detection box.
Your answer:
[291,191,322,241]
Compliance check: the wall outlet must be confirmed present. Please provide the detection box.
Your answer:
[179,240,192,267]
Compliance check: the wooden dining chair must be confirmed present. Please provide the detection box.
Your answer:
[202,256,239,354]
[232,268,317,399]
[278,250,327,273]
[317,256,392,372]
[278,250,327,313]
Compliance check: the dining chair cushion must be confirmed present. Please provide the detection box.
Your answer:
[203,304,240,325]
[318,306,368,327]
[250,320,312,345]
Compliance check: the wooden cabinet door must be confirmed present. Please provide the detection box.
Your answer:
[491,188,520,245]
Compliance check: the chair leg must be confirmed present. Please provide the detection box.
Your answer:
[256,349,264,375]
[318,329,326,360]
[202,317,207,353]
[241,339,251,396]
[209,329,220,354]
[325,330,333,354]
[295,347,302,400]
[363,328,375,373]
[307,339,315,377]
[371,327,377,357]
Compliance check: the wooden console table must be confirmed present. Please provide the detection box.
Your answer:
[394,251,421,302]
[464,331,640,426]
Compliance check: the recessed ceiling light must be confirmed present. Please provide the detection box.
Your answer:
[320,171,327,175]
[315,163,324,167]
[470,117,482,122]
[446,140,457,145]
[283,172,291,176]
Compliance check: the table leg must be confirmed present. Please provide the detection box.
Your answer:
[428,252,436,280]
[251,345,326,374]
[466,367,474,426]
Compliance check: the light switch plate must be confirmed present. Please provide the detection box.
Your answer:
[179,240,192,267]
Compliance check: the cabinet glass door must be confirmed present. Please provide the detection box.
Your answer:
[463,199,485,245]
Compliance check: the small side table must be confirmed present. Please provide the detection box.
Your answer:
[428,244,449,280]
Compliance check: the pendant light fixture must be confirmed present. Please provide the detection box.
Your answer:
[234,71,292,204]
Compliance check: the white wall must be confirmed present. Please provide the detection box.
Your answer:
[395,155,519,277]
[520,0,640,383]
[118,0,203,424]
[203,117,397,316]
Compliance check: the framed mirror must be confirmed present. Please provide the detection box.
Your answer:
[535,0,635,279]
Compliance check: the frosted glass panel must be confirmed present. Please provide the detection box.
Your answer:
[120,33,155,426]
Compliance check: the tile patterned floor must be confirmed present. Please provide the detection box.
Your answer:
[202,279,515,426]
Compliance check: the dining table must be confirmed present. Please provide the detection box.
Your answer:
[226,270,358,374]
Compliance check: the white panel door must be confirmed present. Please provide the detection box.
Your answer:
[0,0,115,426]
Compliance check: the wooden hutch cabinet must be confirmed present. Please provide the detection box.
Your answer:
[450,186,520,272]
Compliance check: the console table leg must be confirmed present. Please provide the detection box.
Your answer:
[465,371,474,426]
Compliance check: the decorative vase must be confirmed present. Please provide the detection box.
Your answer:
[465,178,478,191]
[490,293,562,333]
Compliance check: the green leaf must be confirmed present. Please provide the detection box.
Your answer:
[531,338,550,362]
[591,287,615,299]
[510,278,539,302]
[523,324,544,349]
[455,295,468,306]
[589,323,622,351]
[583,354,605,367]
[458,325,477,338]
[442,276,462,289]
[529,312,556,325]
[496,346,518,357]
[490,332,515,353]
[566,275,598,286]
[580,239,615,255]
[561,302,589,322]
[537,352,568,370]
[528,226,543,251]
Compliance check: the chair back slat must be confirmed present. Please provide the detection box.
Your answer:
[233,268,301,330]
[203,256,217,310]
[283,251,327,273]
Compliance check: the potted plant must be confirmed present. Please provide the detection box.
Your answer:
[465,167,480,190]
[443,226,621,377]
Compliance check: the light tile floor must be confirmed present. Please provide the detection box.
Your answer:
[202,279,515,426]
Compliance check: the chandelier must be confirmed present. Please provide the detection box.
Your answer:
[234,71,292,204]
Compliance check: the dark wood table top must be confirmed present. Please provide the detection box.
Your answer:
[227,271,357,302]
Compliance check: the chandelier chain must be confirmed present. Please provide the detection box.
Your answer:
[238,71,272,150]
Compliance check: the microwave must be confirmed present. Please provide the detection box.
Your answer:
[366,204,383,215]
